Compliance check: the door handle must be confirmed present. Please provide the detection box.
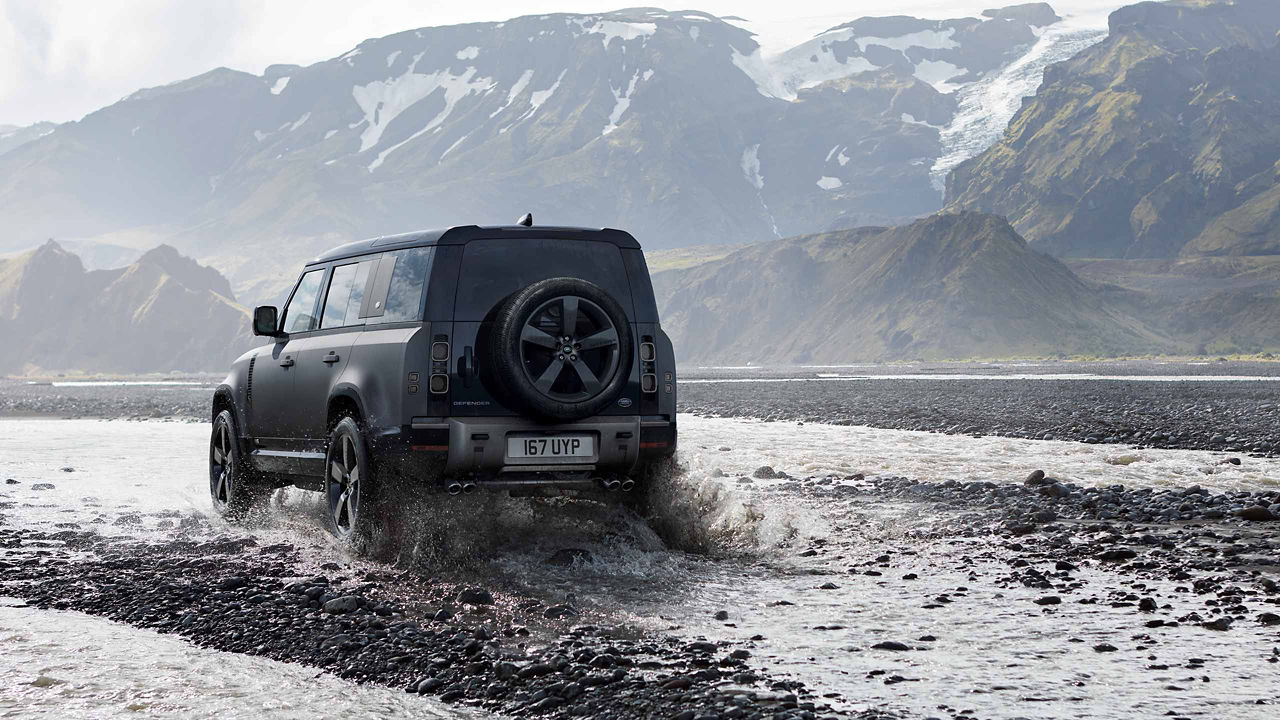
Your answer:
[279,356,294,367]
[322,352,341,364]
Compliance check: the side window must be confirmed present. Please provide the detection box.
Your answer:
[320,259,373,329]
[368,247,433,324]
[282,269,325,334]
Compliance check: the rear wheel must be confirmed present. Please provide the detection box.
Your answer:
[209,409,270,519]
[325,416,382,551]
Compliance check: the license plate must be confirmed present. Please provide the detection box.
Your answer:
[506,435,594,459]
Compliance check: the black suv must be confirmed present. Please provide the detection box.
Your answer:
[210,221,677,545]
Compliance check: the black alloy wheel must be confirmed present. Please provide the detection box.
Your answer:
[209,409,267,517]
[488,277,634,421]
[519,295,621,402]
[325,416,377,547]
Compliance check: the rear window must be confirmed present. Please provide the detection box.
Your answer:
[367,247,433,324]
[454,239,633,320]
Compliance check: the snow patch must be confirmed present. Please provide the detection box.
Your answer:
[353,66,492,154]
[602,69,648,136]
[253,130,268,142]
[731,47,792,101]
[130,126,141,137]
[490,69,535,118]
[824,145,839,163]
[913,59,964,93]
[856,28,958,53]
[741,144,764,190]
[688,26,700,42]
[288,112,311,132]
[816,176,843,190]
[324,129,338,140]
[439,132,470,161]
[527,69,565,113]
[456,46,480,60]
[574,18,657,50]
[386,50,401,68]
[339,47,362,66]
[901,113,942,129]
[269,77,290,95]
[837,149,849,166]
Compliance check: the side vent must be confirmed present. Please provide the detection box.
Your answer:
[246,355,256,404]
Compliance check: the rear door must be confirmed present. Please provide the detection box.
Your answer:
[291,257,377,444]
[249,267,326,441]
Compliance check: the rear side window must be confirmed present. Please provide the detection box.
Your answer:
[320,259,374,329]
[282,269,325,334]
[455,239,633,320]
[367,247,433,324]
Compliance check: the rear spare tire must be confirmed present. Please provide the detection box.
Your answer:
[488,277,633,421]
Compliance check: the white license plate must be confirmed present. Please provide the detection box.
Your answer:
[506,435,594,459]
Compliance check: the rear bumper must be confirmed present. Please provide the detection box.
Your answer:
[372,414,675,485]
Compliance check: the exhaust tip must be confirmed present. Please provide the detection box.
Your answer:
[462,482,477,495]
[447,482,463,496]
[602,479,621,492]
[620,479,635,492]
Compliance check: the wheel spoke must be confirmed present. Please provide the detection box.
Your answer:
[213,447,225,465]
[342,435,353,472]
[522,324,559,349]
[215,471,227,502]
[534,361,563,394]
[330,461,344,482]
[570,358,602,395]
[577,327,618,351]
[560,297,579,336]
[335,488,350,528]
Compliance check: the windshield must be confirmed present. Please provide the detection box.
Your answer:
[453,239,634,320]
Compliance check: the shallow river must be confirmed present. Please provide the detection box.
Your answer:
[2,416,1277,719]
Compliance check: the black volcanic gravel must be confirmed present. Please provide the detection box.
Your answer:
[681,376,1280,456]
[0,529,878,720]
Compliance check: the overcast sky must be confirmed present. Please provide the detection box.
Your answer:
[0,0,1124,128]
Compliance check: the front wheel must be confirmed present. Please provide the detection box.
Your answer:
[325,416,382,551]
[209,409,270,518]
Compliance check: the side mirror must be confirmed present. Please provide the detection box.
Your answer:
[252,306,280,337]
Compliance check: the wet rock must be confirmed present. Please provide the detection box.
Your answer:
[31,483,55,491]
[662,675,694,690]
[518,663,556,679]
[1024,470,1047,486]
[1099,549,1138,562]
[416,677,444,694]
[818,582,839,590]
[752,466,779,479]
[543,604,577,619]
[1093,643,1118,653]
[713,610,729,621]
[1139,598,1158,613]
[456,587,494,605]
[1034,596,1061,606]
[60,467,75,473]
[1257,613,1280,626]
[1236,506,1275,521]
[218,576,247,591]
[432,608,454,622]
[871,641,911,651]
[4,479,17,485]
[1201,617,1232,631]
[323,596,360,614]
[546,548,592,566]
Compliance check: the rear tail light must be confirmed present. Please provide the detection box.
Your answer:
[639,335,657,394]
[430,336,450,394]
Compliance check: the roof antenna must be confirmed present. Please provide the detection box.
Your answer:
[517,212,533,227]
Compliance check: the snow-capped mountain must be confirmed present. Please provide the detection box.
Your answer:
[0,4,1096,295]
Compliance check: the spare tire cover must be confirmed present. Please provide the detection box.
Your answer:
[487,277,633,421]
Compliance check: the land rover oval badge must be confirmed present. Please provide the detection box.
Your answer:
[617,397,633,408]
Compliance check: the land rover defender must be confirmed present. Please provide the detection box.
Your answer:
[210,220,677,545]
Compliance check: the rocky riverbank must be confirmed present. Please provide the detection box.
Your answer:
[680,375,1280,457]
